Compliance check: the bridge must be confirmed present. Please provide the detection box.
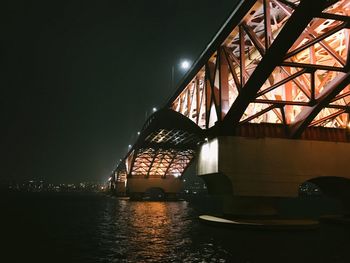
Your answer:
[109,0,350,215]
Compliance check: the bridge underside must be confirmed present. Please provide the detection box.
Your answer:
[127,129,197,179]
[111,0,350,211]
[167,0,350,213]
[113,109,203,197]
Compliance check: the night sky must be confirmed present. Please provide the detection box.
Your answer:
[2,0,237,184]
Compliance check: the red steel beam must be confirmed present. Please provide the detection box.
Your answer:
[290,71,350,138]
[221,0,333,132]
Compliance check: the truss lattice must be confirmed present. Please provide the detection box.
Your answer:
[111,0,350,189]
[169,0,350,137]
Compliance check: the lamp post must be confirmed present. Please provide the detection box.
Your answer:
[171,65,175,90]
[347,113,350,139]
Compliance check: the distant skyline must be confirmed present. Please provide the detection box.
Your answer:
[2,0,238,183]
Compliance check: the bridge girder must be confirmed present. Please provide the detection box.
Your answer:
[167,0,350,138]
[110,0,350,191]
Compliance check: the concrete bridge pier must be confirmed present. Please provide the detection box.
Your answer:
[115,182,127,196]
[201,172,280,216]
[127,177,183,200]
[222,196,279,217]
[198,136,350,217]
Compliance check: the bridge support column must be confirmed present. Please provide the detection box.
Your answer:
[198,136,350,217]
[116,182,127,196]
[201,172,279,216]
[127,178,183,200]
[222,196,278,217]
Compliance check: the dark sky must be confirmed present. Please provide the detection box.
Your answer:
[2,0,237,184]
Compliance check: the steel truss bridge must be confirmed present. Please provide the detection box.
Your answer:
[110,0,350,193]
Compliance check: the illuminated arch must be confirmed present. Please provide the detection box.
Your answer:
[124,109,204,179]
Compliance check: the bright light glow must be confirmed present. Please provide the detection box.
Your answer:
[197,138,218,175]
[173,172,181,178]
[152,107,157,112]
[201,140,218,161]
[137,131,140,135]
[180,60,191,70]
[128,144,132,148]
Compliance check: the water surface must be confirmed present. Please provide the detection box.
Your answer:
[1,192,350,262]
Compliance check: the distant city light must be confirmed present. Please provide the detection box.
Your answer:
[180,60,191,70]
[128,144,132,148]
[6,180,104,193]
[152,107,157,112]
[137,131,140,135]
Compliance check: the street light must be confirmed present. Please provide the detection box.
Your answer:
[171,59,191,89]
[180,60,191,70]
[152,107,157,113]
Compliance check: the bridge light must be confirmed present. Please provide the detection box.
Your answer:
[180,60,191,70]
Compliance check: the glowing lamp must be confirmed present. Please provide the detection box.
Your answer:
[180,60,191,70]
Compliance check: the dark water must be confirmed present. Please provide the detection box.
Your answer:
[1,192,350,263]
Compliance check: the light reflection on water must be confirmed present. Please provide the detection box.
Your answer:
[98,199,228,262]
[2,193,350,263]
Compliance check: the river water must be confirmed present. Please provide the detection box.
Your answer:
[1,192,350,263]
